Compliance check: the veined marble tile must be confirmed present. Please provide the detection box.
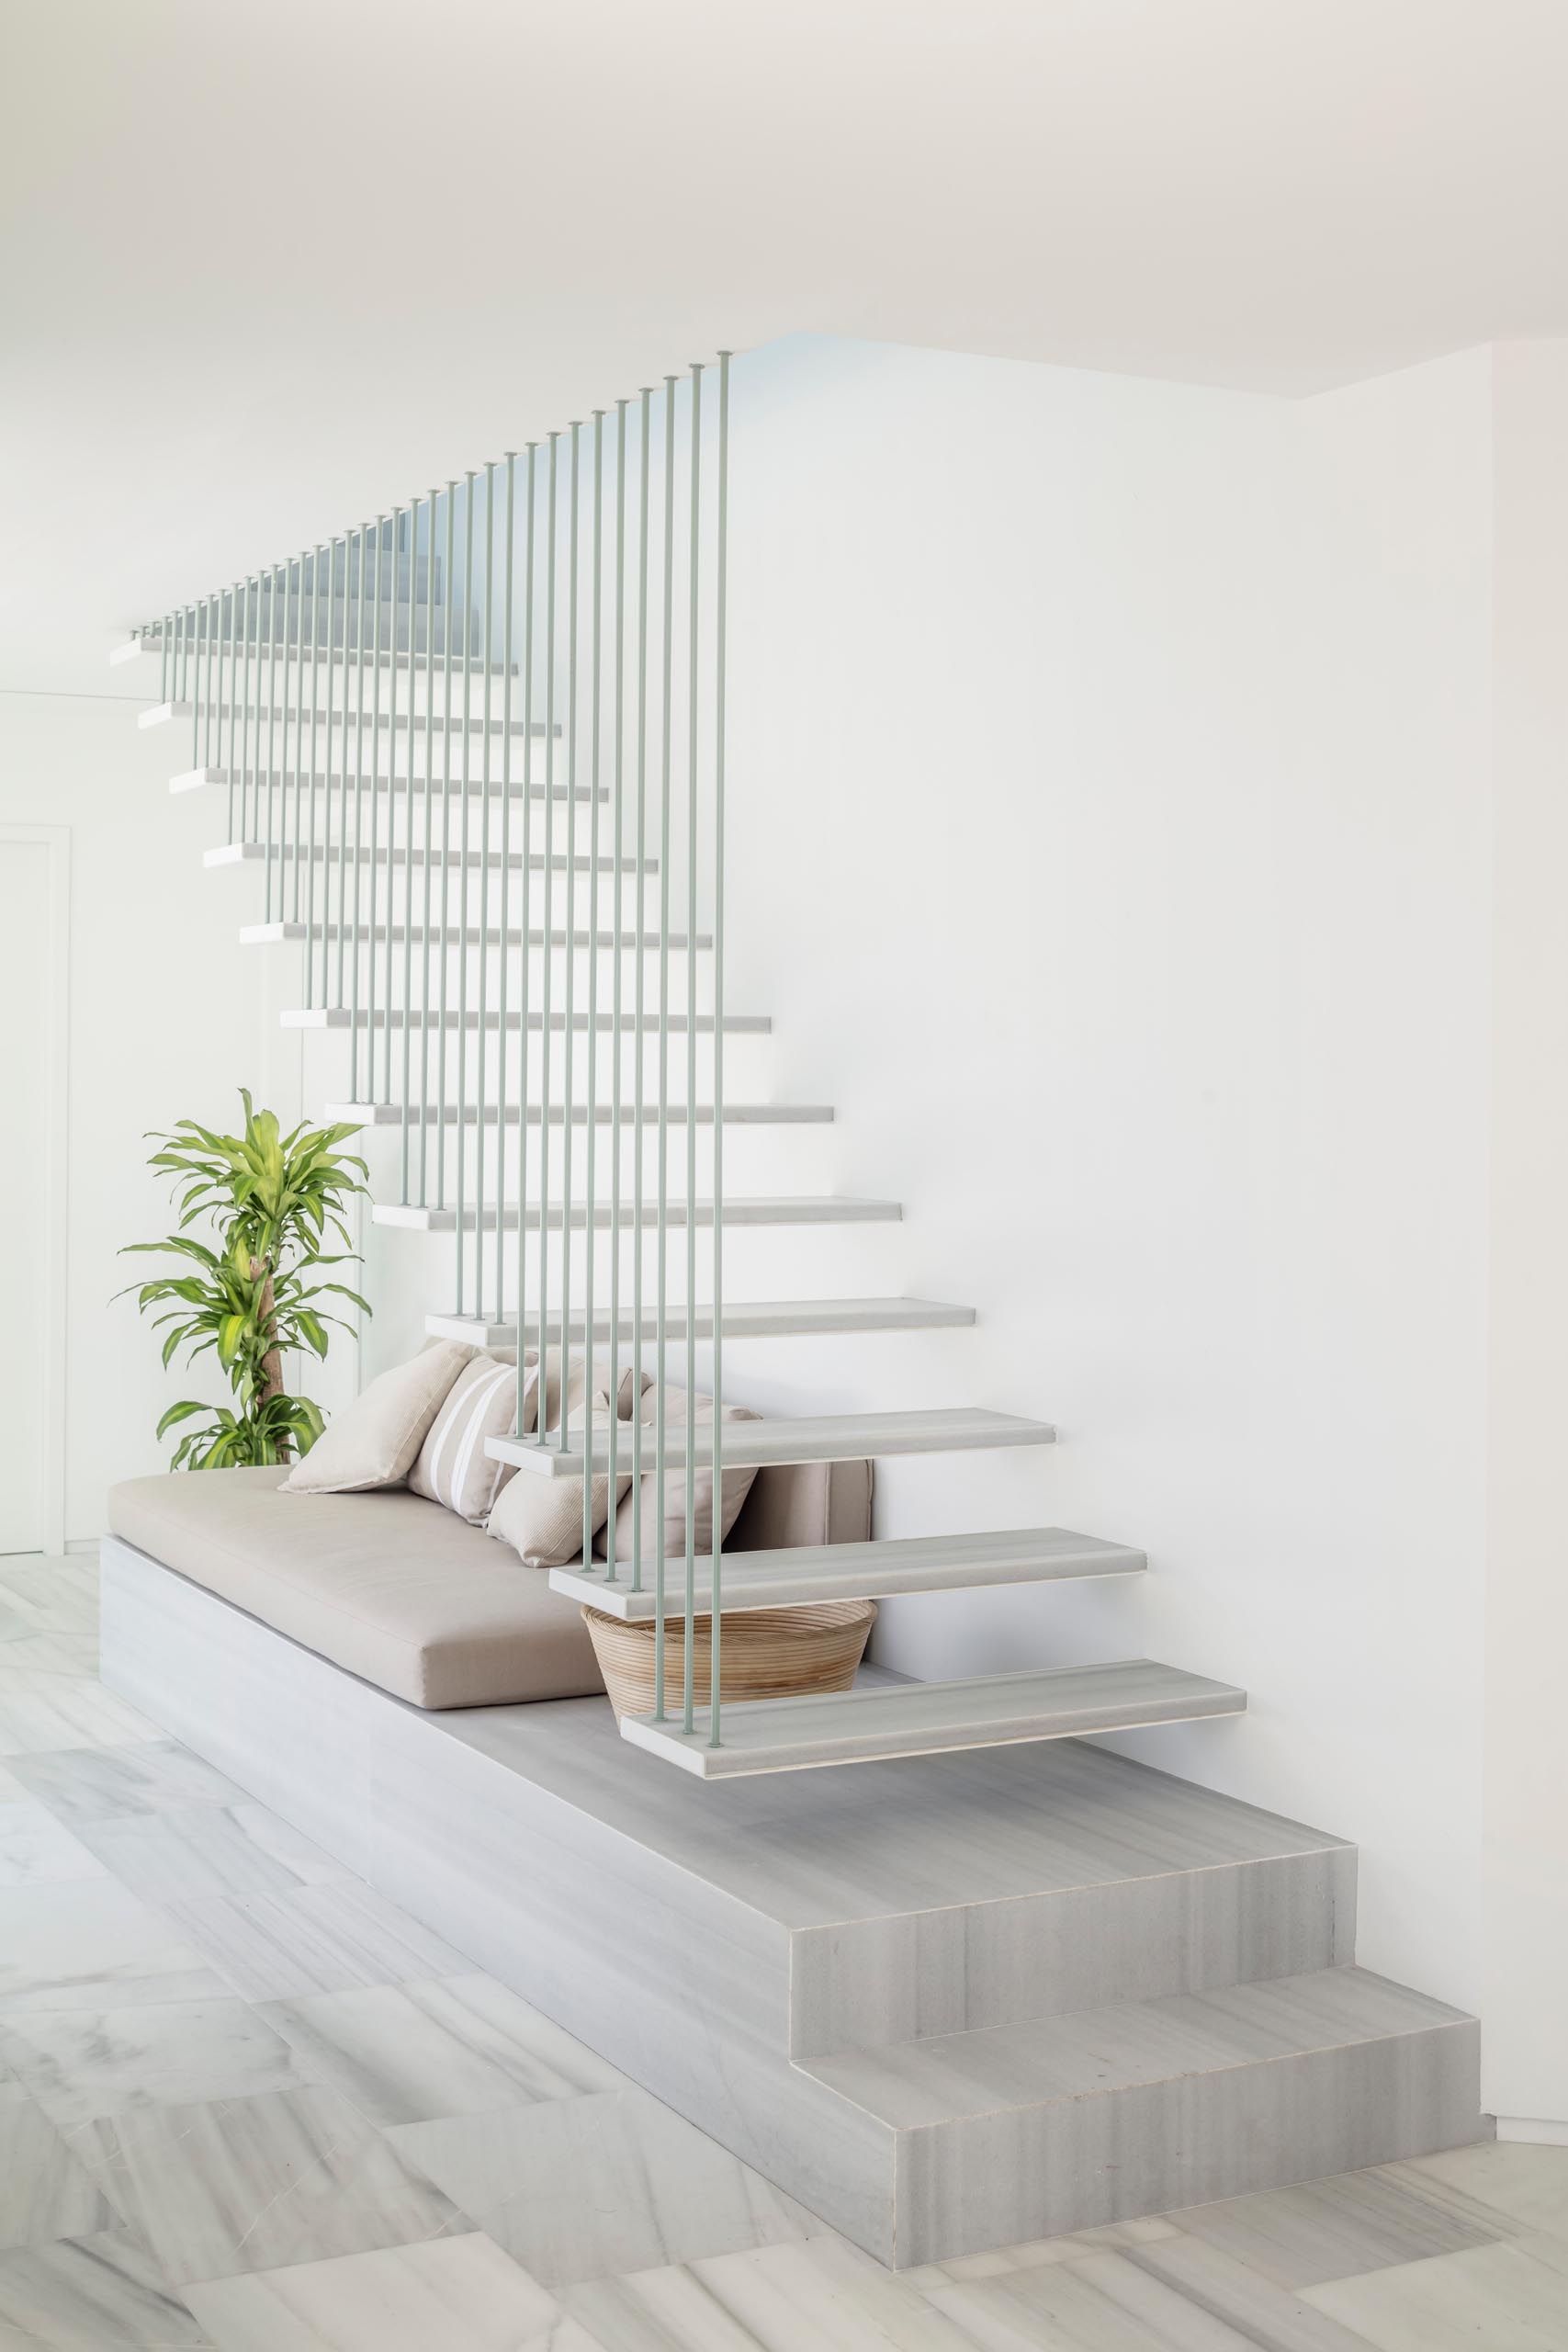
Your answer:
[259,1973,626,2126]
[0,2084,119,2250]
[74,1801,350,1906]
[0,1878,227,2013]
[926,2239,1377,2350]
[0,1559,99,1637]
[567,2236,976,2350]
[0,1679,163,1757]
[76,2083,468,2288]
[1,1996,310,2128]
[1303,2231,1568,2350]
[0,1800,107,1888]
[0,1632,99,1678]
[1170,2160,1518,2288]
[0,1767,29,1804]
[903,2213,1183,2288]
[0,2228,212,2347]
[389,2088,818,2289]
[184,2233,597,2352]
[1395,2140,1568,2236]
[160,1877,473,2002]
[9,1737,250,1824]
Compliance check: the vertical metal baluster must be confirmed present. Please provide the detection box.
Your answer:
[239,582,254,850]
[632,389,651,1595]
[683,365,702,1736]
[382,511,401,1109]
[418,493,439,1204]
[536,437,558,1442]
[605,398,627,1585]
[159,611,170,708]
[291,555,307,924]
[559,425,581,1452]
[350,526,369,1104]
[654,375,676,1719]
[400,496,423,1206]
[582,413,604,1567]
[195,596,207,776]
[516,448,537,1441]
[436,484,457,1211]
[305,547,323,1001]
[456,474,476,1316]
[265,571,282,922]
[474,469,495,1318]
[710,351,730,1746]
[367,515,386,1102]
[494,458,516,1324]
[335,539,352,1006]
[222,588,236,843]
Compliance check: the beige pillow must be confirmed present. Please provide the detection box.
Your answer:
[284,1342,475,1495]
[485,1356,639,1567]
[409,1351,530,1524]
[602,1385,761,1563]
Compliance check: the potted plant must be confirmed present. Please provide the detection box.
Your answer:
[118,1090,370,1469]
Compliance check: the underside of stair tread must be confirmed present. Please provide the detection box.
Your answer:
[143,698,553,734]
[114,639,516,677]
[492,1404,1054,1480]
[378,1194,900,1234]
[284,1006,768,1032]
[207,842,640,872]
[174,765,602,800]
[340,1100,827,1126]
[428,1296,972,1351]
[553,1526,1143,1616]
[618,1657,1235,1777]
[799,1966,1477,2129]
[248,925,712,949]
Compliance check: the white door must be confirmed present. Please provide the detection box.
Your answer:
[0,841,51,1552]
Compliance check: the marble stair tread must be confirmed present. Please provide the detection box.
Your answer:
[430,1296,972,1351]
[380,1195,902,1235]
[492,1405,1053,1480]
[618,1657,1237,1778]
[282,1006,768,1031]
[338,1100,829,1125]
[800,1966,1478,2130]
[246,923,713,948]
[175,764,601,798]
[115,639,517,674]
[206,842,647,872]
[143,698,551,732]
[554,1526,1142,1616]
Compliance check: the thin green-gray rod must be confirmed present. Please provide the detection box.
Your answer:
[239,582,254,844]
[436,483,457,1209]
[224,589,236,844]
[305,548,323,1004]
[631,389,651,1596]
[418,492,439,1204]
[710,352,730,1746]
[456,473,475,1317]
[400,500,420,1200]
[382,509,403,1110]
[366,515,387,1104]
[682,364,702,1736]
[559,424,581,1451]
[494,457,516,1325]
[604,397,628,1584]
[536,435,558,1443]
[581,413,604,1564]
[517,447,537,1442]
[654,374,677,1720]
[265,571,282,924]
[350,527,369,1103]
[291,549,308,925]
[474,464,495,1318]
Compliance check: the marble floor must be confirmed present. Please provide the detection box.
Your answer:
[0,1552,1561,2350]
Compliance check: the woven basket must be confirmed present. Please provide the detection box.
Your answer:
[584,1598,877,1720]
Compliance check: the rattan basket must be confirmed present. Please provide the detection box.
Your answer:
[583,1598,877,1720]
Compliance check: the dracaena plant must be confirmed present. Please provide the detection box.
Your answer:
[117,1091,371,1470]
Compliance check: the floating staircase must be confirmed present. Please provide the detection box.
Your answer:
[111,385,1483,2260]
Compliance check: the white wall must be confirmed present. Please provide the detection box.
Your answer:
[0,690,319,1544]
[722,335,1494,2015]
[1484,338,1568,2135]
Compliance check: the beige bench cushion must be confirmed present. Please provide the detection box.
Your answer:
[107,1467,604,1710]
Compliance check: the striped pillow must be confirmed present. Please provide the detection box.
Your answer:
[409,1352,531,1524]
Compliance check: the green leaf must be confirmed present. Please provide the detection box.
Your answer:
[155,1398,209,1440]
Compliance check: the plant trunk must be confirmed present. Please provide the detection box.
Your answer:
[251,1257,289,1459]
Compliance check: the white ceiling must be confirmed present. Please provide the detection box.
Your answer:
[5,0,1567,688]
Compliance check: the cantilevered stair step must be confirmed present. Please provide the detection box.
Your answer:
[174,766,602,802]
[143,699,554,735]
[243,922,711,949]
[554,1526,1141,1619]
[113,639,517,678]
[491,1404,1051,1483]
[207,842,650,875]
[378,1195,901,1238]
[430,1295,975,1351]
[619,1657,1235,1778]
[330,1099,826,1126]
[283,1007,768,1034]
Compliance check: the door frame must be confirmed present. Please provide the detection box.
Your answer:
[1,824,70,1555]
